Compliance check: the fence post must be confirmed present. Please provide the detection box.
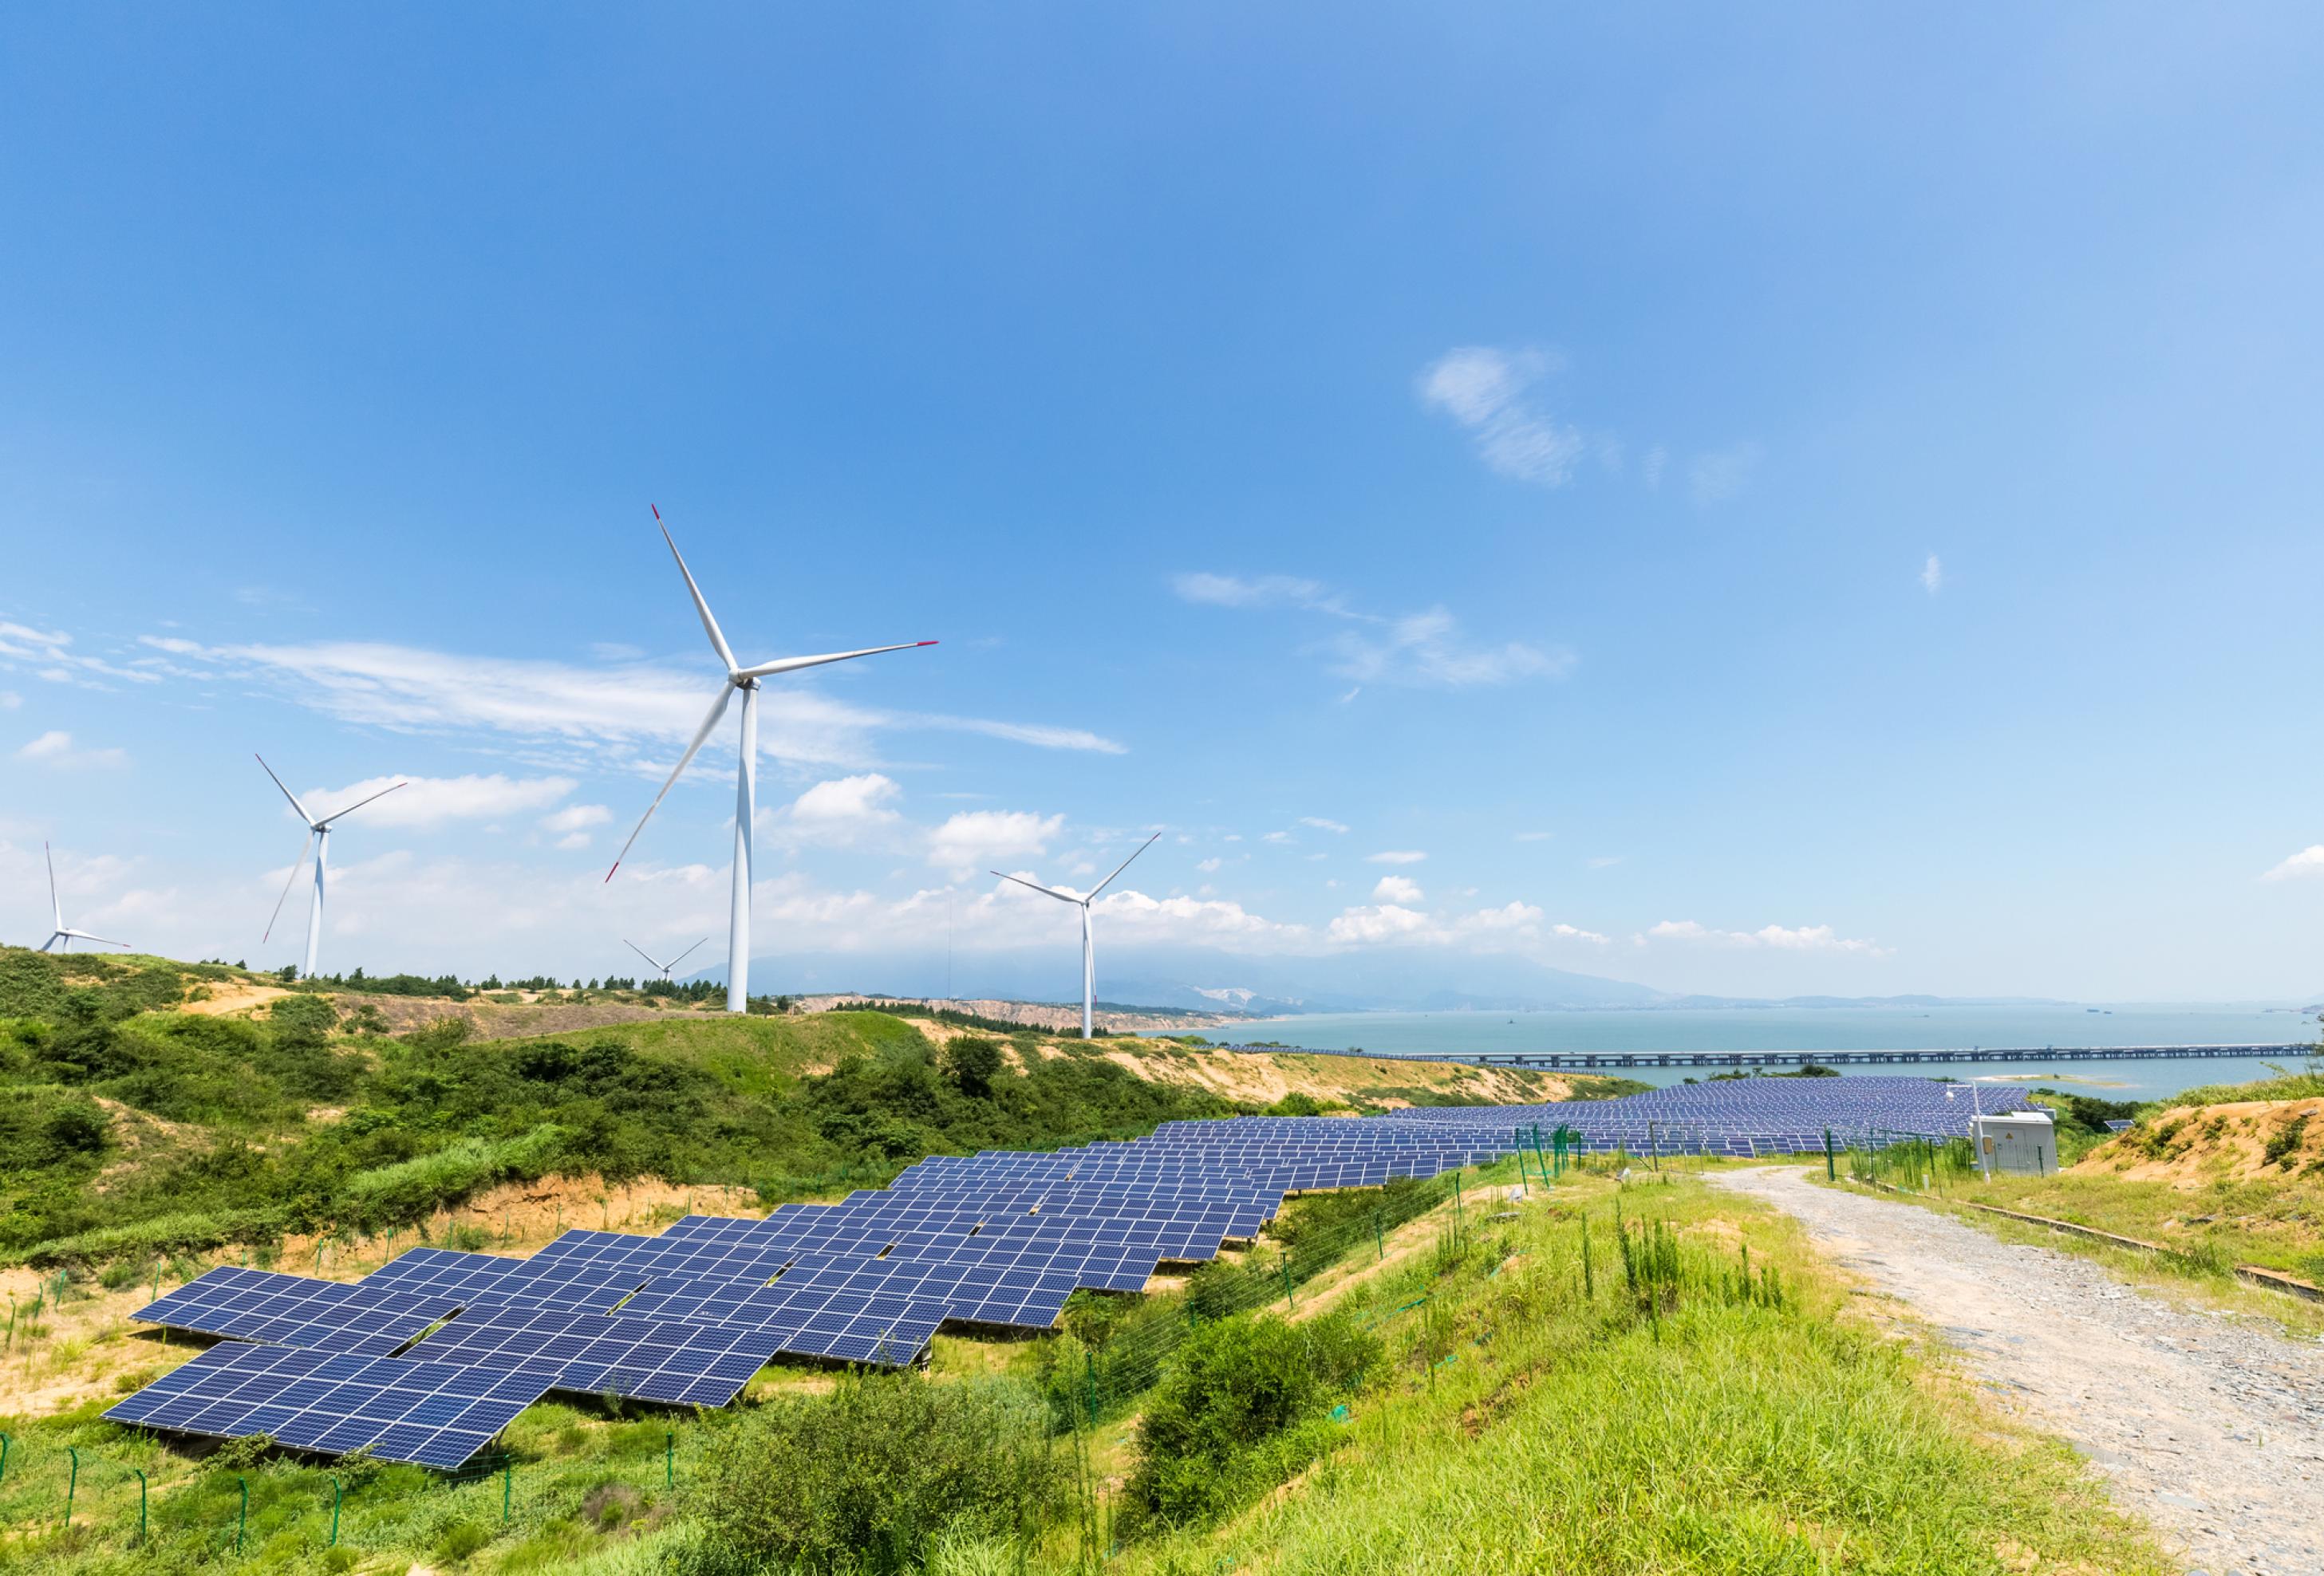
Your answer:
[1374,1209,1384,1263]
[1453,1172,1464,1235]
[1280,1254,1295,1311]
[235,1474,249,1554]
[507,1460,516,1521]
[0,1432,10,1483]
[1824,1128,1836,1181]
[329,1476,341,1546]
[64,1446,78,1527]
[136,1467,148,1545]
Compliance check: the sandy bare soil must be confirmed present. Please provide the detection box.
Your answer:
[794,993,1244,1034]
[1718,1165,2324,1576]
[2081,1098,2324,1187]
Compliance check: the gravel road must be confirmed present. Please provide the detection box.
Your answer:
[1714,1166,2324,1576]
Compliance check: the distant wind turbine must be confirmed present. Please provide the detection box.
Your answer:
[606,507,937,1013]
[992,833,1160,1038]
[40,842,130,953]
[626,937,708,982]
[257,756,407,979]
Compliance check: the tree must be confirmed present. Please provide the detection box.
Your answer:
[945,1035,1004,1097]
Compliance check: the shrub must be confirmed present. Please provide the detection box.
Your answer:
[685,1373,1063,1574]
[1120,1310,1377,1534]
[944,1036,1004,1096]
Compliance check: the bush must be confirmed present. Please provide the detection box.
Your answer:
[1120,1310,1377,1534]
[685,1373,1063,1575]
[944,1036,1004,1097]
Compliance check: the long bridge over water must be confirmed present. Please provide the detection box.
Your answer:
[1220,1042,2314,1071]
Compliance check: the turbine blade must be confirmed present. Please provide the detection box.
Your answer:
[264,829,317,942]
[992,870,1080,904]
[45,841,61,930]
[735,640,937,681]
[254,754,315,825]
[669,937,709,967]
[606,682,735,881]
[1087,832,1161,900]
[657,511,739,674]
[625,940,665,971]
[318,779,408,827]
[68,929,131,948]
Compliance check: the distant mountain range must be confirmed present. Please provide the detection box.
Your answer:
[693,942,2086,1016]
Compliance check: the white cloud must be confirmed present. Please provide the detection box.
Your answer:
[1170,573,1338,612]
[0,691,18,709]
[1920,554,1943,595]
[129,634,1121,767]
[1515,830,1552,842]
[1366,850,1426,865]
[930,810,1064,881]
[1324,607,1573,688]
[1297,817,1349,834]
[15,730,128,769]
[1418,347,1587,487]
[0,623,160,688]
[540,802,613,849]
[1196,857,1222,873]
[2261,845,2324,882]
[1262,831,1293,845]
[1548,922,1610,944]
[1643,918,1888,956]
[301,773,576,830]
[1173,577,1568,691]
[1689,442,1763,505]
[1586,855,1624,869]
[1372,875,1424,904]
[762,773,906,850]
[1328,904,1434,944]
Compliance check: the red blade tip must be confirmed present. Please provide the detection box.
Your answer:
[917,640,939,647]
[649,504,661,520]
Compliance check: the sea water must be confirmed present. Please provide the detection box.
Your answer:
[1177,1004,2321,1101]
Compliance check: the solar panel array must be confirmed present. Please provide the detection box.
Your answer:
[110,1073,2010,1468]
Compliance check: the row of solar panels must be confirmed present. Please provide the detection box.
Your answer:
[107,1077,1998,1468]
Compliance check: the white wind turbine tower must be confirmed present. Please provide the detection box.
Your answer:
[606,508,937,1014]
[992,833,1160,1038]
[39,842,131,952]
[626,937,708,982]
[258,756,407,979]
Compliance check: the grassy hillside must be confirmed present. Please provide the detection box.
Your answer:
[0,945,1598,1272]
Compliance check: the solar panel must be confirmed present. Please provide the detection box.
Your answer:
[132,1266,463,1354]
[408,1303,784,1405]
[104,1342,557,1469]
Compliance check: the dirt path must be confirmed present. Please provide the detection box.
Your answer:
[1716,1166,2324,1576]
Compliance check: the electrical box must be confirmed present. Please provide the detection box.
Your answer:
[1972,1110,2058,1176]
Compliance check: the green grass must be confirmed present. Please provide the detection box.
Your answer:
[1107,1173,2166,1576]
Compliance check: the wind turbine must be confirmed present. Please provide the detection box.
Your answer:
[626,937,708,982]
[39,842,131,953]
[992,833,1160,1038]
[257,757,407,979]
[606,507,936,1014]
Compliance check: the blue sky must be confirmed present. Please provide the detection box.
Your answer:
[6,4,2323,1001]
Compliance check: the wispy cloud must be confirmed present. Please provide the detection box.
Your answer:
[1688,443,1762,505]
[1643,919,1888,956]
[133,634,1123,766]
[2261,845,2324,881]
[298,773,577,830]
[1515,830,1553,842]
[15,730,128,769]
[0,623,162,689]
[1366,850,1426,865]
[1297,817,1350,834]
[1417,347,1589,487]
[1171,577,1571,691]
[540,802,613,849]
[931,810,1065,881]
[1920,554,1943,595]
